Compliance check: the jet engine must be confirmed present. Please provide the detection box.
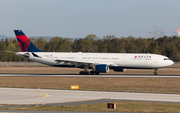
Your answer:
[113,68,126,72]
[95,64,109,73]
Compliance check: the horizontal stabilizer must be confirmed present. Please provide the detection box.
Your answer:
[4,50,16,54]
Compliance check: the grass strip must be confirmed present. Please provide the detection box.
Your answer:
[1,101,180,112]
[1,77,180,94]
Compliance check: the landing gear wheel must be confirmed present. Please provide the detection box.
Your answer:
[95,72,100,75]
[85,71,89,75]
[90,71,95,75]
[154,69,158,75]
[79,71,89,75]
[79,71,85,75]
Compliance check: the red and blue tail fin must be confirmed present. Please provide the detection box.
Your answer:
[14,30,42,52]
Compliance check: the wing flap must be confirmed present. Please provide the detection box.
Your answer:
[55,58,95,65]
[55,58,118,66]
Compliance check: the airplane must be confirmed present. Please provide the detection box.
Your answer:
[5,30,174,75]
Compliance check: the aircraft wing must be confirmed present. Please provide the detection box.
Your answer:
[55,58,95,65]
[55,58,117,66]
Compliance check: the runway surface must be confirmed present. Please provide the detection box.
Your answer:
[1,88,180,105]
[0,73,180,78]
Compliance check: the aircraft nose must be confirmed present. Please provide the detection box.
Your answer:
[170,60,174,65]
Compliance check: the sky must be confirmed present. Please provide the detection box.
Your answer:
[0,0,180,38]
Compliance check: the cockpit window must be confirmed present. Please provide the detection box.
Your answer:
[164,58,170,60]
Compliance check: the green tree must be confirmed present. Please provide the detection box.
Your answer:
[118,37,126,53]
[0,40,6,61]
[102,35,116,53]
[135,37,148,53]
[56,38,73,52]
[34,37,47,51]
[73,38,86,52]
[47,36,63,52]
[124,36,137,53]
[6,43,17,61]
[29,38,36,44]
[84,34,98,40]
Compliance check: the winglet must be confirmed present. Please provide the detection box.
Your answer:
[14,30,42,52]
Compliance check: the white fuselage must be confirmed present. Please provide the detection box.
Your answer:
[16,52,174,69]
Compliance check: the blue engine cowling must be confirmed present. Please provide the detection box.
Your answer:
[113,67,126,72]
[95,64,109,73]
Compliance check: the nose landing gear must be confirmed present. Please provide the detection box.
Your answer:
[154,69,158,75]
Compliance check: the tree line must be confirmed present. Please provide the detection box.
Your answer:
[1,34,180,62]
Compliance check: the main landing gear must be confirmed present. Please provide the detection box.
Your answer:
[79,65,99,75]
[79,71,99,75]
[154,69,158,75]
[90,71,99,75]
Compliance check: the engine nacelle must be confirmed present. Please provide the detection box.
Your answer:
[95,64,109,73]
[113,68,126,72]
